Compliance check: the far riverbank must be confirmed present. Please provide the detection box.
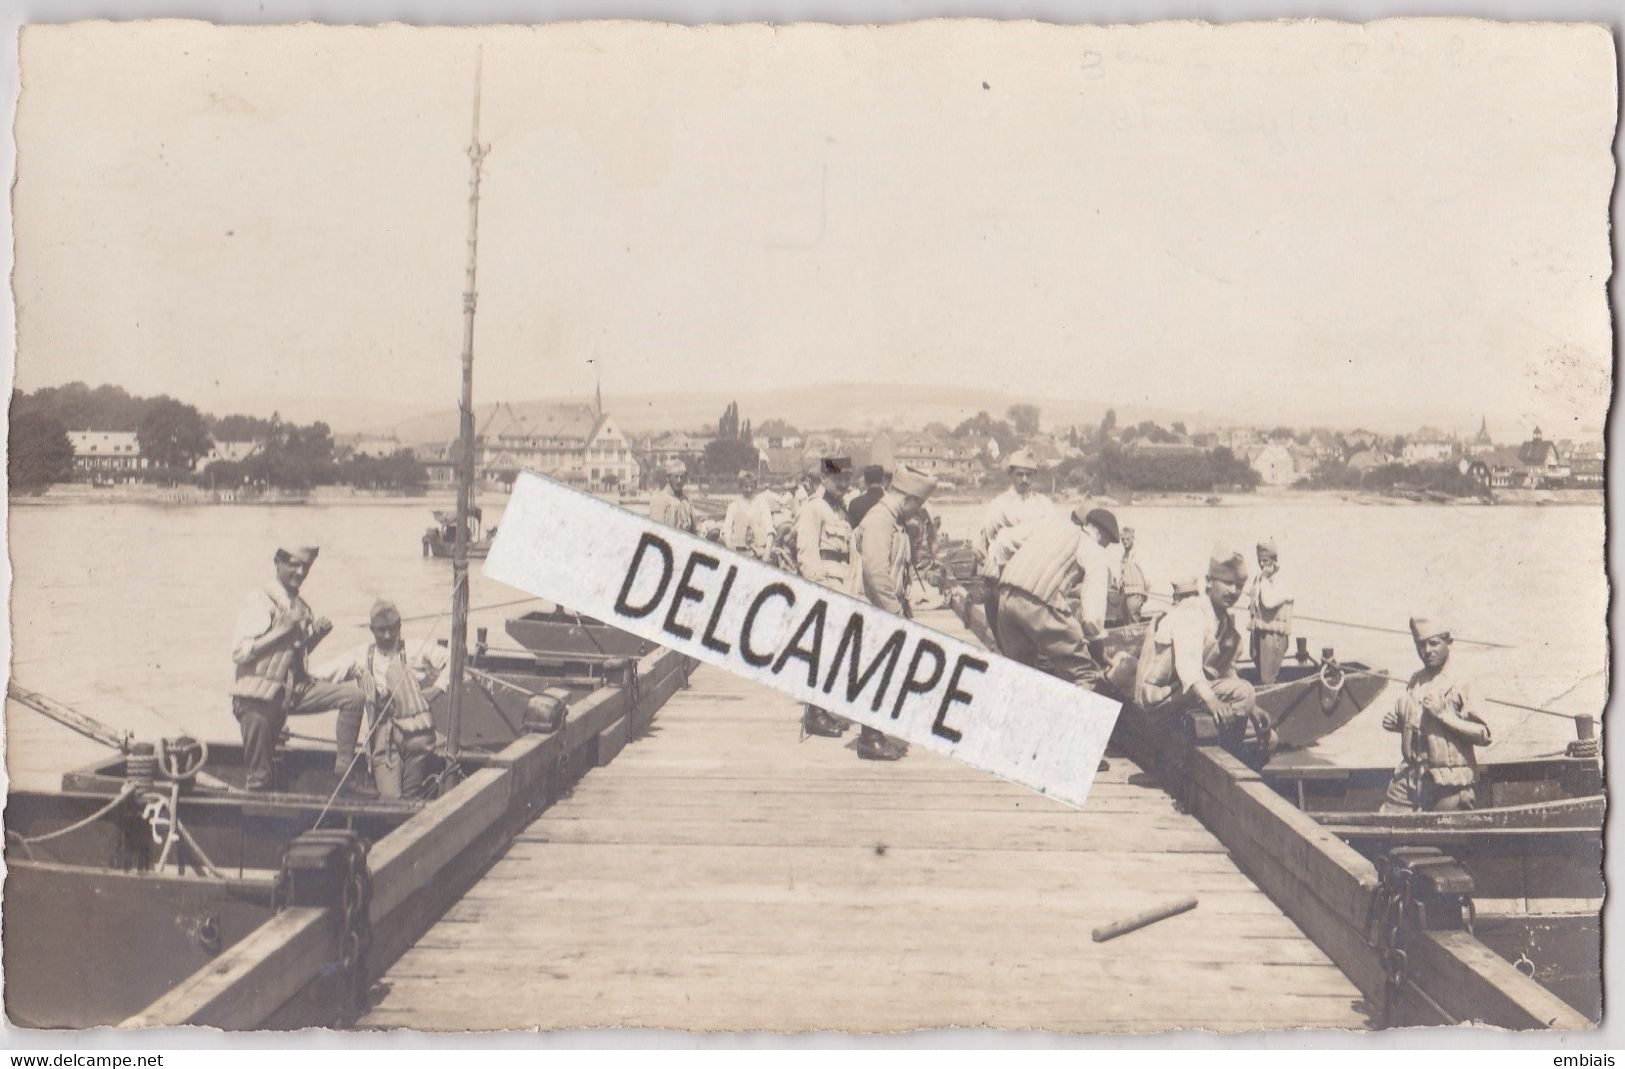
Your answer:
[8,482,1602,510]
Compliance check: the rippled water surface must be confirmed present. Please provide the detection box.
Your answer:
[5,495,1607,789]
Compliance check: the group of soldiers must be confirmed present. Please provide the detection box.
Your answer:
[224,455,1491,812]
[647,444,1492,812]
[962,450,1280,763]
[645,454,940,761]
[965,450,1491,809]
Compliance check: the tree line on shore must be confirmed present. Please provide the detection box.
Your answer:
[8,383,427,494]
[10,383,1491,500]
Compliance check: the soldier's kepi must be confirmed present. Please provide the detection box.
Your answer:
[485,472,1121,808]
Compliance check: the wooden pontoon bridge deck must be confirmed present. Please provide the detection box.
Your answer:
[363,629,1371,1033]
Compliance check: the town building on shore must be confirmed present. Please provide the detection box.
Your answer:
[1464,416,1497,457]
[193,439,261,472]
[1214,427,1263,453]
[1401,428,1457,464]
[886,430,981,486]
[1567,443,1605,487]
[420,401,639,490]
[342,434,406,460]
[1346,447,1395,474]
[761,446,806,486]
[636,432,713,484]
[1244,442,1297,487]
[1466,428,1574,489]
[67,430,147,482]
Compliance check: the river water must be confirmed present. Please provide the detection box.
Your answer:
[4,495,1607,790]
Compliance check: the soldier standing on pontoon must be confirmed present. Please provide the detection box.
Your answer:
[1247,538,1294,685]
[230,544,364,793]
[1379,614,1492,813]
[649,458,698,535]
[793,456,857,738]
[852,464,939,761]
[722,469,775,560]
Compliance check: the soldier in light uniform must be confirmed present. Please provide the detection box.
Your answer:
[314,600,445,800]
[975,449,1056,644]
[1133,545,1274,764]
[985,507,1119,687]
[791,471,819,519]
[976,448,1055,556]
[793,456,857,738]
[1108,525,1150,626]
[852,464,938,761]
[1379,614,1492,813]
[230,545,364,793]
[722,469,775,560]
[648,458,697,534]
[1247,538,1294,685]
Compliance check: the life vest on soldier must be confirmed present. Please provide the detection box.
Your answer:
[231,598,308,706]
[360,646,437,740]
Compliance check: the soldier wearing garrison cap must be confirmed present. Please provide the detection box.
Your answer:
[314,599,448,800]
[1246,537,1294,685]
[794,456,860,738]
[850,464,939,760]
[1379,613,1492,813]
[1133,543,1274,765]
[230,544,363,792]
[648,458,697,535]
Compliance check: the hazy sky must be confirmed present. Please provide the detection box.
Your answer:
[14,19,1616,436]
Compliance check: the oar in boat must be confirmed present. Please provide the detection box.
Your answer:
[1141,591,1514,649]
[1338,665,1598,724]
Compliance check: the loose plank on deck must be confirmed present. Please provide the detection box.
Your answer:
[364,630,1369,1033]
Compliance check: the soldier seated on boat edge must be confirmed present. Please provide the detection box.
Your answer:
[230,544,365,793]
[1127,545,1277,767]
[1378,615,1492,814]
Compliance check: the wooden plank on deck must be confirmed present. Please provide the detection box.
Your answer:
[362,653,1368,1033]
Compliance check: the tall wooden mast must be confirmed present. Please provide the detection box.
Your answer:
[448,50,488,759]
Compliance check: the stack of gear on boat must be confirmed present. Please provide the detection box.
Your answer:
[1246,538,1295,685]
[230,545,364,793]
[1379,614,1491,813]
[313,599,448,801]
[849,463,941,761]
[1127,544,1276,764]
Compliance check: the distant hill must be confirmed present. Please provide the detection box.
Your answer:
[211,381,1591,448]
[374,383,1202,447]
